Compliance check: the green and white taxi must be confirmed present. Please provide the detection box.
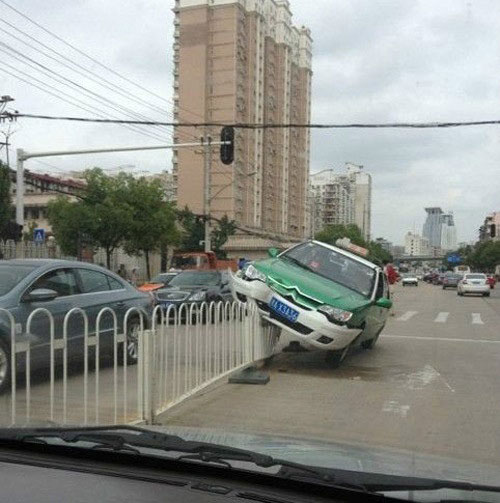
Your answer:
[231,240,392,367]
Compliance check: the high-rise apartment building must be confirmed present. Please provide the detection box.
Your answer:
[309,164,372,240]
[172,0,312,238]
[422,207,457,251]
[479,211,500,242]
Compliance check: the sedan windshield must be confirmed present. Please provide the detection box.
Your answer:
[282,242,376,297]
[0,265,36,296]
[168,271,220,286]
[151,273,175,284]
[466,274,486,280]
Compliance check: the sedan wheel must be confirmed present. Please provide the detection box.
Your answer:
[118,320,141,366]
[0,339,11,395]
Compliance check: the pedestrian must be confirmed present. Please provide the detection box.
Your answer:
[130,267,139,287]
[383,260,397,316]
[238,257,247,270]
[117,264,128,280]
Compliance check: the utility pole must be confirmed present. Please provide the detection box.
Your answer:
[203,135,212,253]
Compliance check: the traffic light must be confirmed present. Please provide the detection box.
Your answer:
[220,126,234,165]
[491,224,496,238]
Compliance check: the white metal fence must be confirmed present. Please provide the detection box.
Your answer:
[0,301,277,427]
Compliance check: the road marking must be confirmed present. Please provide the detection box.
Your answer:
[382,400,410,418]
[397,311,418,321]
[382,334,500,344]
[471,313,484,325]
[434,312,449,323]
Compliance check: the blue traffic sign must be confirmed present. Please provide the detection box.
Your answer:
[33,228,45,243]
[447,254,461,264]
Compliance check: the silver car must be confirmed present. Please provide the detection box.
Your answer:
[457,273,490,297]
[0,259,153,393]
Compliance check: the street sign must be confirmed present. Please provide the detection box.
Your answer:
[447,254,461,264]
[33,228,45,243]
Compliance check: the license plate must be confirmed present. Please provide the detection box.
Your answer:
[269,297,299,322]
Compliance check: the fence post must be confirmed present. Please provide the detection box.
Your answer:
[143,328,157,425]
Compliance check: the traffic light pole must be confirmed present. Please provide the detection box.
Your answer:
[203,135,212,253]
[14,139,227,226]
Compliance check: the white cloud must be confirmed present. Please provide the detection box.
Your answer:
[1,0,499,243]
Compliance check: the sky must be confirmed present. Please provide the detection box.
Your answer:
[0,0,499,245]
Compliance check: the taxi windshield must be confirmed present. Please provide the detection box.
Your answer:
[282,242,376,297]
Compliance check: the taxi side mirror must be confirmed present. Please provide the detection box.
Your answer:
[375,297,393,309]
[268,247,279,258]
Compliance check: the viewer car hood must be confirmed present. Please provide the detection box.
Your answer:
[254,258,372,311]
[153,425,500,490]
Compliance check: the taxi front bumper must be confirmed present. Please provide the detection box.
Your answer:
[230,274,362,351]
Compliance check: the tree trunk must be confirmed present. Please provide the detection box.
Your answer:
[106,247,112,270]
[161,243,168,272]
[145,250,151,280]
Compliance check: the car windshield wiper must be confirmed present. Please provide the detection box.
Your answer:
[1,426,500,496]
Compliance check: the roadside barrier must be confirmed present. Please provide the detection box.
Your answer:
[0,301,277,426]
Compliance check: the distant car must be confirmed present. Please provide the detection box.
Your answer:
[154,270,233,314]
[486,275,496,289]
[0,259,153,394]
[138,272,178,293]
[402,273,418,286]
[457,273,490,297]
[433,273,446,285]
[442,273,462,289]
[423,272,435,283]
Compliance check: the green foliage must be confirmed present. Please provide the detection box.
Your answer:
[315,224,366,247]
[23,221,38,242]
[445,241,500,272]
[177,206,204,251]
[315,223,392,264]
[122,176,180,278]
[47,197,96,256]
[0,161,12,239]
[211,215,237,258]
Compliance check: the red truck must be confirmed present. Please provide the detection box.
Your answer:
[170,251,238,272]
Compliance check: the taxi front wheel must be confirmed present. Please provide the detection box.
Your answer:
[325,345,349,368]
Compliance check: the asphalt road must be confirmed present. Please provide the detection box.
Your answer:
[159,282,500,467]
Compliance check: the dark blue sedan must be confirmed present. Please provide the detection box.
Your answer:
[0,259,152,393]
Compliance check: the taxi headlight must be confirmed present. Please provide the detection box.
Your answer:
[318,305,353,324]
[244,264,267,282]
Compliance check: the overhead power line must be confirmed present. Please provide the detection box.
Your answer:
[0,0,205,122]
[6,112,500,129]
[0,67,171,143]
[0,42,197,143]
[0,20,199,143]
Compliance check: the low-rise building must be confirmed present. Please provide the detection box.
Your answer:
[404,232,430,256]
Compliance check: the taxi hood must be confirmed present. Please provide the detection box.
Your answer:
[254,258,373,312]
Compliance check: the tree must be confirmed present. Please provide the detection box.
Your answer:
[47,197,96,257]
[211,215,236,258]
[47,169,132,267]
[0,160,12,240]
[315,224,392,264]
[315,224,367,248]
[177,207,204,251]
[123,177,180,279]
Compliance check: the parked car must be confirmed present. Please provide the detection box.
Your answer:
[486,275,496,289]
[231,240,392,368]
[457,273,490,297]
[138,272,178,293]
[0,259,153,394]
[442,273,463,289]
[153,270,233,316]
[423,272,435,283]
[401,273,418,286]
